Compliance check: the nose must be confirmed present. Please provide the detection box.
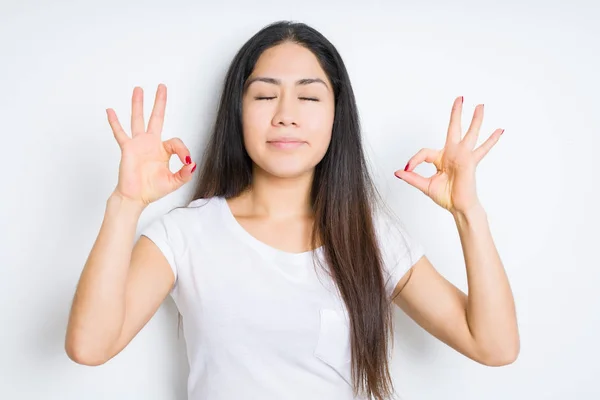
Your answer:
[272,96,298,127]
[275,115,296,126]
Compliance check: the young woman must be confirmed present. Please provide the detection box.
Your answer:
[65,21,519,400]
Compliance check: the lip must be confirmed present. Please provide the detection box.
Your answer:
[267,137,305,143]
[267,137,306,149]
[268,140,305,149]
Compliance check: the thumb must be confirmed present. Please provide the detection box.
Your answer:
[170,161,197,190]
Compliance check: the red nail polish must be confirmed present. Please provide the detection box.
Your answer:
[191,163,197,173]
[404,163,410,171]
[460,96,464,104]
[186,156,191,165]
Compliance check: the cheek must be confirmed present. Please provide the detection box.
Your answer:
[241,104,268,147]
[243,101,269,124]
[302,106,334,149]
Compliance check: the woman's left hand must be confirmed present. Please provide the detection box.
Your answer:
[394,96,504,215]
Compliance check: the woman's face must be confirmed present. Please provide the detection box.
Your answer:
[241,42,335,179]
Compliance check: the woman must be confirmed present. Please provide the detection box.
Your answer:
[65,20,519,400]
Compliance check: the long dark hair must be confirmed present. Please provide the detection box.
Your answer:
[182,20,401,399]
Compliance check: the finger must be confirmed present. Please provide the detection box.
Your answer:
[106,108,129,148]
[394,169,431,194]
[446,96,463,145]
[474,128,504,163]
[170,161,197,190]
[403,148,441,172]
[131,86,145,137]
[147,83,167,135]
[163,137,193,166]
[463,104,484,150]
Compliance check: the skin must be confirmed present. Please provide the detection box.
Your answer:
[392,97,519,366]
[227,42,336,251]
[65,42,519,368]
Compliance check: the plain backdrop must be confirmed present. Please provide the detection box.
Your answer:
[1,0,599,399]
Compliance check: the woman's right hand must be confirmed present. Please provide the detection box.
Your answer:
[106,84,196,207]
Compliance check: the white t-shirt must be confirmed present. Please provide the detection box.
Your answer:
[140,196,424,400]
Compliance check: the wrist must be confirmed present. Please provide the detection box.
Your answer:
[451,203,487,225]
[108,190,147,216]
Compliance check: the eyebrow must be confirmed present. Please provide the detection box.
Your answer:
[244,76,329,91]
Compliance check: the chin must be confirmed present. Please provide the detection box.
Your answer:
[257,161,315,180]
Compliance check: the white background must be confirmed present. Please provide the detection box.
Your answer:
[1,0,599,399]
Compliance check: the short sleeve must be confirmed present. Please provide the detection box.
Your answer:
[139,212,179,288]
[374,212,426,299]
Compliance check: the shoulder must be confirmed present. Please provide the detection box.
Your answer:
[370,204,426,298]
[144,196,222,238]
[371,206,406,243]
[371,205,425,268]
[164,196,220,221]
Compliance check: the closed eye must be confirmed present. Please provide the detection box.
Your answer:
[254,96,319,102]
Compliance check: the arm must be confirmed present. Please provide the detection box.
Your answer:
[392,96,519,366]
[65,192,174,366]
[391,204,519,366]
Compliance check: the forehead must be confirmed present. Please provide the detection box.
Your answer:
[250,42,327,81]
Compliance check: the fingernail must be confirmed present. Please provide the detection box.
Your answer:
[191,163,197,173]
[185,156,192,165]
[500,129,505,135]
[404,163,410,171]
[460,96,464,104]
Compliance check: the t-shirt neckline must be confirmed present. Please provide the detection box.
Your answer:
[217,196,323,264]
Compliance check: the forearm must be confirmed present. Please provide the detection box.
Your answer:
[65,192,146,362]
[452,204,519,364]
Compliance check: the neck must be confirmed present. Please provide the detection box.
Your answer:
[238,165,314,219]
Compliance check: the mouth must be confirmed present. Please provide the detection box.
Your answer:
[267,138,306,149]
[267,140,306,150]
